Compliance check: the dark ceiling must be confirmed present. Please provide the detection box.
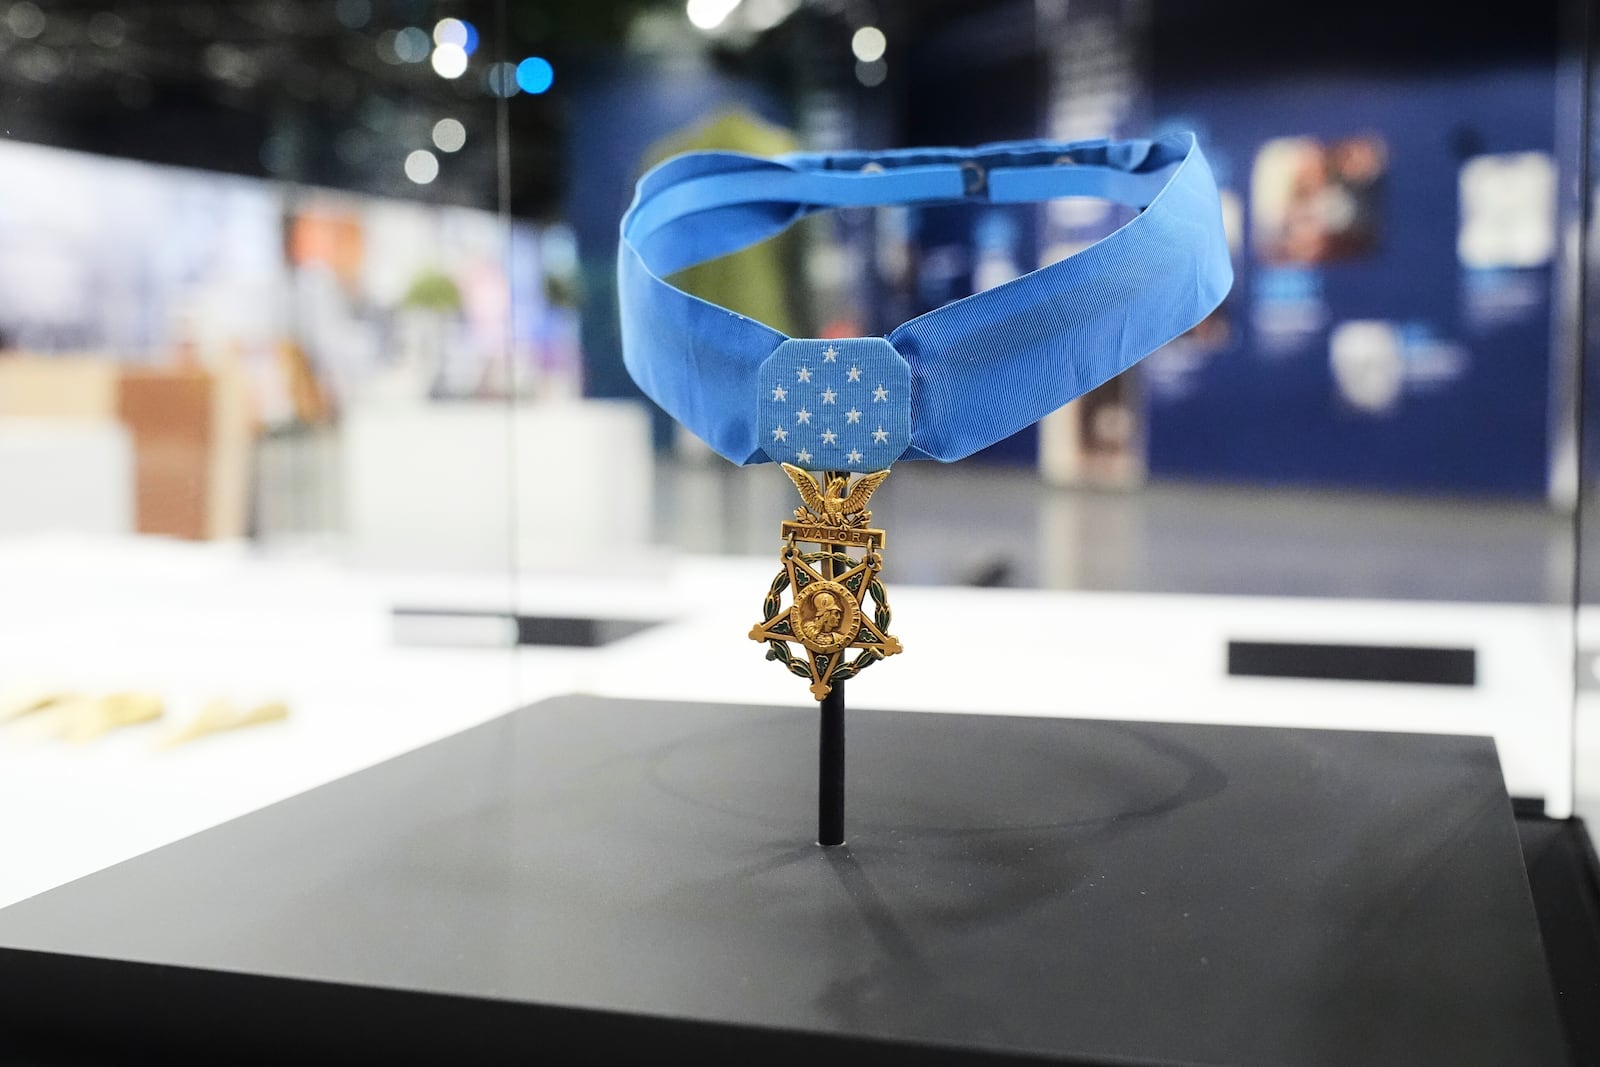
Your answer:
[0,0,689,216]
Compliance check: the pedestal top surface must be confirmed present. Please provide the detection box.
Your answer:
[0,696,1566,1066]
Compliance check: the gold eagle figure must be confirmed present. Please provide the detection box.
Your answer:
[782,463,890,528]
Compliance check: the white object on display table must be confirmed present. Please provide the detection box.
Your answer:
[0,536,583,908]
[0,419,133,537]
[341,399,653,569]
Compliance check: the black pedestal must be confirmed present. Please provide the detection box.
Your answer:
[0,696,1566,1066]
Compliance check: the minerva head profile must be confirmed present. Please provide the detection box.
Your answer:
[805,591,842,638]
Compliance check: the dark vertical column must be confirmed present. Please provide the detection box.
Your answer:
[818,681,845,846]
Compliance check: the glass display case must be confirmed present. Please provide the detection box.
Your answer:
[0,1,1592,1062]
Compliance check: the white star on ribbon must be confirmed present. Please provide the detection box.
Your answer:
[796,366,812,383]
[772,425,788,442]
[795,407,811,424]
[796,448,813,464]
[845,408,862,424]
[873,384,889,402]
[821,429,838,445]
[821,387,837,404]
[872,426,889,443]
[771,385,787,401]
[846,448,863,463]
[847,365,862,382]
[822,345,838,362]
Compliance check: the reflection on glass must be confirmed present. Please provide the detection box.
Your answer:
[0,4,528,911]
[0,2,1587,993]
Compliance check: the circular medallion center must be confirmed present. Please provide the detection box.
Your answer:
[793,580,861,653]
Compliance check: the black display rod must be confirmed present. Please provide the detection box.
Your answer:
[818,680,845,846]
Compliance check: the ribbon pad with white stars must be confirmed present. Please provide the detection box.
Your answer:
[757,337,911,471]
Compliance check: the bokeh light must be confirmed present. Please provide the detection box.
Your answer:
[376,29,401,64]
[404,149,439,185]
[15,45,62,84]
[433,18,466,46]
[204,42,258,88]
[333,0,371,30]
[6,2,45,40]
[433,18,478,55]
[686,0,741,31]
[743,0,799,32]
[431,42,468,79]
[851,26,887,63]
[856,58,887,87]
[486,62,521,98]
[516,57,554,94]
[86,11,126,48]
[432,118,467,153]
[393,26,430,63]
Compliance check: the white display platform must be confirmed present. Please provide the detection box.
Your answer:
[0,537,574,908]
[341,399,654,569]
[0,418,132,537]
[0,535,1588,910]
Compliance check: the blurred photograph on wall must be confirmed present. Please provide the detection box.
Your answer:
[1252,134,1386,265]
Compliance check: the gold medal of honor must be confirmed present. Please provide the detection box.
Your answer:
[748,463,903,700]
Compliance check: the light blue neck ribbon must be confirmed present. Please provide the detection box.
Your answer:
[619,131,1232,471]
